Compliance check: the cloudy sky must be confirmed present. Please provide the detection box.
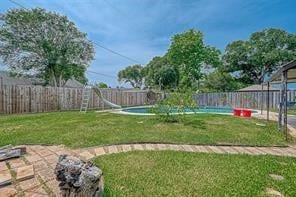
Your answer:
[1,0,296,87]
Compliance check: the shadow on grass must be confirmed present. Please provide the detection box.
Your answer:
[182,119,207,129]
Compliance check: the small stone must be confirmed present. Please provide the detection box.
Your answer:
[269,174,284,181]
[0,170,12,187]
[16,165,34,181]
[78,151,95,160]
[145,144,155,150]
[107,146,118,154]
[56,150,74,156]
[265,188,284,196]
[0,185,17,196]
[193,145,208,152]
[24,185,48,197]
[43,154,58,165]
[0,162,8,172]
[168,144,182,151]
[156,144,168,150]
[24,191,47,197]
[8,158,26,169]
[220,146,238,154]
[256,123,266,127]
[32,160,49,172]
[116,145,124,152]
[19,177,41,191]
[24,154,42,163]
[46,145,65,153]
[94,147,105,156]
[35,149,53,157]
[37,169,55,182]
[207,146,225,154]
[121,144,132,152]
[29,146,46,153]
[133,144,144,151]
[182,145,194,152]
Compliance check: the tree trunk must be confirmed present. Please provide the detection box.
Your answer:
[52,70,57,87]
[59,75,62,87]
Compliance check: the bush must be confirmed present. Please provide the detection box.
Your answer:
[152,92,197,122]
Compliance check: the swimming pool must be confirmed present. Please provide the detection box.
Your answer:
[119,106,258,115]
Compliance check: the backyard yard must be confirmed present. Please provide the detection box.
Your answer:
[0,111,290,147]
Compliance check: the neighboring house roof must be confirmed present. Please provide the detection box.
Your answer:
[0,71,83,88]
[98,88,148,92]
[237,84,279,92]
[64,79,84,88]
[0,72,37,86]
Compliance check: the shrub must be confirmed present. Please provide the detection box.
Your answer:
[152,92,197,122]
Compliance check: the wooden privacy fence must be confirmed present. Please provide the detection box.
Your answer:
[0,85,149,114]
[3,85,296,114]
[197,91,296,109]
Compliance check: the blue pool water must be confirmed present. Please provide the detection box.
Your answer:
[122,106,251,114]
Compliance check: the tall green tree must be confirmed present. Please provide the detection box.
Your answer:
[118,64,144,88]
[223,28,296,84]
[167,29,221,89]
[202,70,243,92]
[0,8,94,87]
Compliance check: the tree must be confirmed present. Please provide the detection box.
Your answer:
[155,65,178,90]
[143,55,178,89]
[167,29,221,89]
[223,28,296,84]
[97,82,108,88]
[118,64,144,88]
[202,70,243,92]
[0,8,94,87]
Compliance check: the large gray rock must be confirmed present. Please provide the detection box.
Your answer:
[55,155,103,197]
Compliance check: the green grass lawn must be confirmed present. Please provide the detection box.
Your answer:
[94,151,296,196]
[0,111,290,147]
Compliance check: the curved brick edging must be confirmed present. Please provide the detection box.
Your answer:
[75,143,296,160]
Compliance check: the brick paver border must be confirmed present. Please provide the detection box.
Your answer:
[77,143,296,159]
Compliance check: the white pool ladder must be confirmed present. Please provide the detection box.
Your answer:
[80,85,92,112]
